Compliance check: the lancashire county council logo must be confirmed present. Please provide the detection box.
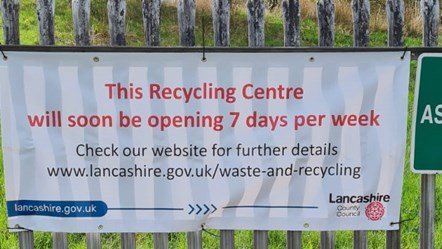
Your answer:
[365,201,385,221]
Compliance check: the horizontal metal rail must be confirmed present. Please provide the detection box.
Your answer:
[0,45,439,59]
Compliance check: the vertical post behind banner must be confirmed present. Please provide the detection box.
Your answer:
[320,231,335,249]
[351,0,370,47]
[212,0,234,247]
[246,1,268,248]
[154,233,169,249]
[420,0,439,248]
[121,233,136,249]
[177,1,201,247]
[386,0,404,247]
[142,0,168,246]
[316,0,335,47]
[317,0,336,247]
[282,1,302,248]
[1,0,20,44]
[352,0,370,247]
[187,230,202,248]
[74,0,103,247]
[1,1,31,247]
[36,0,55,45]
[87,233,102,249]
[38,0,70,247]
[52,232,68,249]
[107,0,126,46]
[19,231,34,249]
[142,0,161,46]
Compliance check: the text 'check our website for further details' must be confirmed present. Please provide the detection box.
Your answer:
[46,142,361,180]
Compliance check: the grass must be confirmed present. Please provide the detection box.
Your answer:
[0,0,441,248]
[0,148,18,249]
[0,0,435,47]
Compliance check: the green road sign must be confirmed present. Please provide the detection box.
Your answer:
[411,54,442,173]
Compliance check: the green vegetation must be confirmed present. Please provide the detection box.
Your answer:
[0,0,430,47]
[0,0,441,248]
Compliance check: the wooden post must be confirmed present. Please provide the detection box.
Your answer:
[283,1,302,245]
[72,0,90,46]
[121,233,136,249]
[109,3,135,249]
[2,3,29,246]
[287,231,302,249]
[107,0,126,46]
[36,0,55,45]
[220,230,234,249]
[386,0,404,47]
[87,233,102,249]
[38,2,66,246]
[421,0,439,47]
[317,0,335,246]
[352,0,370,246]
[351,0,370,47]
[142,4,167,246]
[386,229,401,249]
[177,0,195,46]
[153,233,169,249]
[320,231,335,249]
[212,0,230,47]
[316,0,335,47]
[353,231,367,249]
[385,0,404,247]
[187,230,202,249]
[247,1,267,247]
[246,0,265,47]
[1,0,20,44]
[72,2,103,249]
[253,230,268,249]
[282,0,301,47]
[19,231,34,249]
[178,0,199,245]
[213,0,233,245]
[142,0,161,46]
[52,232,68,249]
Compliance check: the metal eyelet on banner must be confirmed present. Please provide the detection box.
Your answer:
[303,223,309,228]
[98,225,103,230]
[309,57,314,62]
[93,57,100,63]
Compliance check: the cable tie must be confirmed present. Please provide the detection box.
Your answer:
[390,217,414,226]
[0,44,8,61]
[201,15,207,62]
[401,46,408,60]
[201,224,219,237]
[7,225,33,232]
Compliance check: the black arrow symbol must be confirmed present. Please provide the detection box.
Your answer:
[203,204,210,215]
[188,204,195,214]
[196,204,202,215]
[188,204,218,215]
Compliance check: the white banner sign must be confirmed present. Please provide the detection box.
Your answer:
[0,51,410,232]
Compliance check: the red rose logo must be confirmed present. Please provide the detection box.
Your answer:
[365,202,385,221]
